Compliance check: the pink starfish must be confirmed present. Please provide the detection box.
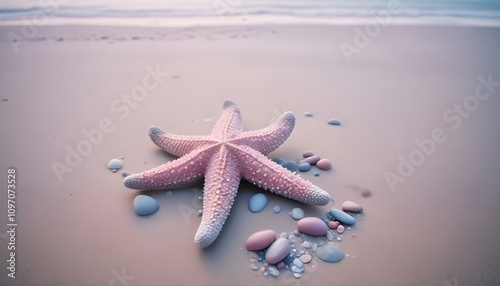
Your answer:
[124,100,331,247]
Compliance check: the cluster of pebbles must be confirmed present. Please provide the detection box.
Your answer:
[273,151,333,176]
[245,201,363,279]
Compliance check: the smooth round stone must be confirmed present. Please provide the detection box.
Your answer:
[133,195,159,216]
[300,254,312,263]
[290,208,305,220]
[282,161,298,172]
[328,208,356,225]
[293,258,304,268]
[297,162,311,172]
[121,171,131,177]
[249,193,268,213]
[316,244,344,263]
[245,230,277,251]
[303,155,321,165]
[273,206,281,213]
[316,159,332,170]
[302,151,315,158]
[337,225,345,234]
[342,201,363,213]
[265,238,291,264]
[273,157,286,165]
[297,217,328,236]
[267,265,280,277]
[166,191,173,197]
[314,172,320,177]
[328,221,339,229]
[303,112,313,117]
[327,118,341,125]
[107,158,123,170]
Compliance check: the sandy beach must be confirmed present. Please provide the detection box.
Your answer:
[1,23,500,285]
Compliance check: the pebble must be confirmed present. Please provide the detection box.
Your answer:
[336,237,342,242]
[276,261,285,270]
[273,158,286,165]
[293,258,304,268]
[107,158,123,170]
[273,206,281,213]
[303,155,321,165]
[361,189,372,197]
[121,171,131,177]
[302,151,315,158]
[312,243,318,252]
[303,112,313,117]
[316,244,344,263]
[166,191,173,197]
[133,195,159,216]
[293,273,301,278]
[249,193,268,213]
[327,118,341,125]
[341,201,363,213]
[265,238,291,264]
[267,265,280,277]
[282,161,298,172]
[337,225,345,234]
[297,162,311,172]
[328,221,339,229]
[290,208,305,220]
[300,254,312,263]
[245,230,277,251]
[316,159,332,170]
[314,172,320,177]
[328,208,356,225]
[301,241,311,248]
[250,263,259,271]
[297,217,328,236]
[326,230,335,241]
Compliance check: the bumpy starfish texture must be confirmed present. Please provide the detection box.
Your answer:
[124,100,331,247]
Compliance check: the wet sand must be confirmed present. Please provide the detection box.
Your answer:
[0,24,500,285]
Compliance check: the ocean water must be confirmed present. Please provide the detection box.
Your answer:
[1,0,500,26]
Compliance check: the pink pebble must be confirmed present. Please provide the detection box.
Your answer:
[302,151,315,158]
[297,217,328,236]
[245,230,277,251]
[328,221,339,229]
[276,261,285,270]
[341,201,363,213]
[337,225,345,234]
[316,159,332,170]
[265,238,291,264]
[304,155,321,165]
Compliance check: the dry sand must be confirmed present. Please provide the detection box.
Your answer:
[0,24,500,285]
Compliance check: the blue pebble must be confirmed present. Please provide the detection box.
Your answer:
[304,112,313,117]
[297,162,311,172]
[283,161,298,172]
[273,206,281,213]
[328,208,356,225]
[316,244,344,263]
[134,195,159,216]
[314,172,320,177]
[290,208,305,220]
[249,193,268,213]
[273,157,286,165]
[327,118,341,125]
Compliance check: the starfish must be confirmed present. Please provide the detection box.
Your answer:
[124,100,331,247]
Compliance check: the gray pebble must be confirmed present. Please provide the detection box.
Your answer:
[327,118,341,125]
[121,171,131,177]
[300,254,312,263]
[290,208,305,220]
[107,158,123,170]
[267,265,280,277]
[303,112,313,117]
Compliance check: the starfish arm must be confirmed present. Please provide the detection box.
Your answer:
[230,112,295,155]
[123,147,215,190]
[194,146,241,247]
[148,126,216,157]
[210,100,243,140]
[235,145,330,206]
